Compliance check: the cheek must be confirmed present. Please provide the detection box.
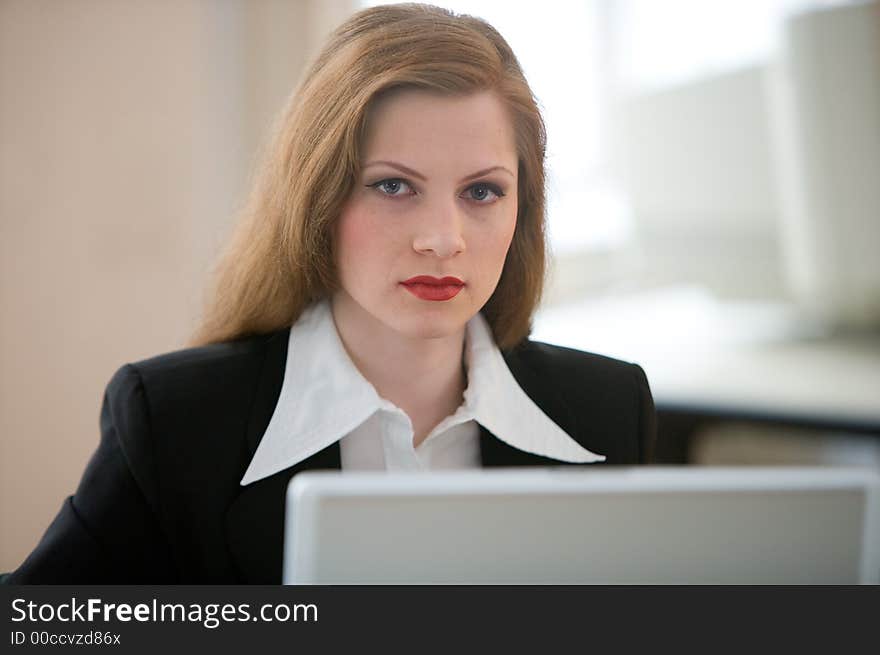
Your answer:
[470,210,518,285]
[501,211,517,253]
[488,207,518,263]
[337,206,377,266]
[336,210,362,263]
[336,204,404,280]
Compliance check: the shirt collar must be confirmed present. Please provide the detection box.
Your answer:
[240,300,604,486]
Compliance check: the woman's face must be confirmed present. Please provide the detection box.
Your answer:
[333,89,519,343]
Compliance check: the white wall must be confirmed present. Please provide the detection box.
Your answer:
[0,0,356,573]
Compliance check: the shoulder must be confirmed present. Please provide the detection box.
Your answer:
[102,328,291,472]
[504,338,648,390]
[503,338,649,407]
[127,329,288,384]
[100,328,292,502]
[108,329,290,406]
[505,338,638,370]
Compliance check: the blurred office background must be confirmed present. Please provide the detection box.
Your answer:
[1,0,878,571]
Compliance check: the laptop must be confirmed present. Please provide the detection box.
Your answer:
[282,466,880,584]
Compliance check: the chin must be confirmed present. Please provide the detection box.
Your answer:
[388,306,471,341]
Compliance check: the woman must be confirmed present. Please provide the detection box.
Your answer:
[7,3,655,584]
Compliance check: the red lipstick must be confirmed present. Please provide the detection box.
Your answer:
[400,276,465,301]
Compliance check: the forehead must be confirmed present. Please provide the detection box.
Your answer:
[361,89,518,167]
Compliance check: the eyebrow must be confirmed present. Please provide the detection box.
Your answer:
[363,160,515,183]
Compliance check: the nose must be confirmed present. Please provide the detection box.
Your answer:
[411,199,466,258]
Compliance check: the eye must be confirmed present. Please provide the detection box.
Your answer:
[462,182,505,204]
[367,178,414,197]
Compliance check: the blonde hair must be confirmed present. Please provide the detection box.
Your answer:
[192,2,547,350]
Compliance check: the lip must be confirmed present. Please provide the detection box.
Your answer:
[402,276,464,286]
[400,276,465,301]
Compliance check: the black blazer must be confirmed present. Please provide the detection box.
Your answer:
[7,328,656,584]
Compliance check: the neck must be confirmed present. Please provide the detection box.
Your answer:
[330,295,467,447]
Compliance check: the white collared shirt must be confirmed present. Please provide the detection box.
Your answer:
[240,301,604,485]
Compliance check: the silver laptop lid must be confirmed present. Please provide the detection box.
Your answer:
[283,466,880,584]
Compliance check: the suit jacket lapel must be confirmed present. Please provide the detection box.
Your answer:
[478,425,585,467]
[479,348,586,468]
[224,327,343,583]
[479,424,534,466]
[225,442,340,584]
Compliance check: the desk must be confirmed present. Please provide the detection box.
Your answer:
[532,286,880,462]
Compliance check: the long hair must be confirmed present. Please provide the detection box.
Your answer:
[191,3,547,350]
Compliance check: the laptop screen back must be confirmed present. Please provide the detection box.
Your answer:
[283,466,880,584]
